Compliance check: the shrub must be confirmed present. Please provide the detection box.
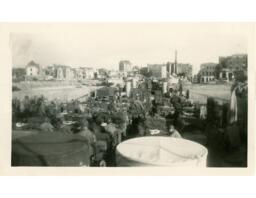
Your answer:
[12,86,21,92]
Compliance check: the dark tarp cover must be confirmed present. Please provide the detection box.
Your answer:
[96,87,116,98]
[12,132,90,166]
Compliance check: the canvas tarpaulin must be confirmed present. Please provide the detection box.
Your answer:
[12,132,90,166]
[96,87,116,98]
[116,136,208,167]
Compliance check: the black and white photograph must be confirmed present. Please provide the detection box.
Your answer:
[8,23,250,169]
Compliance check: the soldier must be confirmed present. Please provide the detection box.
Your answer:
[128,96,146,137]
[112,111,129,141]
[186,89,190,99]
[168,124,182,138]
[150,95,158,117]
[178,79,183,96]
[76,119,97,159]
[103,117,119,146]
[107,98,117,113]
[170,90,182,127]
[71,119,97,165]
[38,97,46,117]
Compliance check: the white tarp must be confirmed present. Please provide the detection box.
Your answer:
[168,76,179,85]
[116,137,208,167]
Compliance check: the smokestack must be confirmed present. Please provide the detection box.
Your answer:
[175,50,177,74]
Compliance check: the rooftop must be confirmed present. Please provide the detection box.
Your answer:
[26,60,40,69]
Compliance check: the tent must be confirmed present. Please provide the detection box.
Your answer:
[116,136,208,167]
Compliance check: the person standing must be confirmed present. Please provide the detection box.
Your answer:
[103,117,120,147]
[186,89,190,100]
[200,105,207,120]
[128,96,146,137]
[168,125,182,138]
[114,110,129,141]
[170,90,182,127]
[150,96,158,116]
[168,88,174,98]
[178,79,183,96]
[165,108,175,131]
[72,119,97,165]
[107,98,117,113]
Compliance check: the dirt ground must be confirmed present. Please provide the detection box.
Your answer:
[185,84,231,104]
[13,85,100,102]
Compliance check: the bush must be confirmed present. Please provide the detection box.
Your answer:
[234,70,247,83]
[12,86,21,92]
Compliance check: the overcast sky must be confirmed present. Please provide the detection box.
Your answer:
[10,23,249,74]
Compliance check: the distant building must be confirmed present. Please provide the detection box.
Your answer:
[45,66,56,79]
[70,68,76,80]
[56,66,64,80]
[176,63,193,79]
[25,60,41,77]
[197,63,217,83]
[64,67,72,80]
[192,74,199,83]
[219,68,234,82]
[147,64,167,78]
[219,54,247,71]
[218,54,247,82]
[25,60,44,81]
[53,65,72,80]
[75,68,83,81]
[166,62,192,79]
[167,50,178,76]
[166,62,176,76]
[119,60,132,72]
[200,62,217,70]
[80,67,94,80]
[95,68,108,79]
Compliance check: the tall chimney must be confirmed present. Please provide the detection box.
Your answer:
[174,50,177,74]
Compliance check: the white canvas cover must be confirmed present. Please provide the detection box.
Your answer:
[116,137,208,167]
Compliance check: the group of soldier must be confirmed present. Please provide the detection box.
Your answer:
[13,82,194,166]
